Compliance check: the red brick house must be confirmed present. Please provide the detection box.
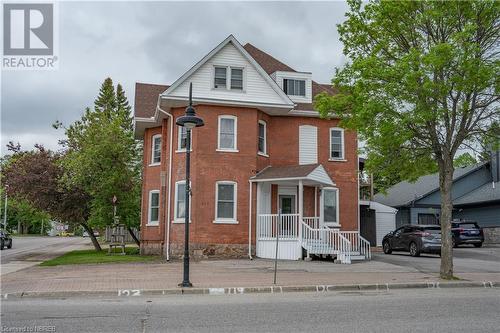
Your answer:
[134,35,370,263]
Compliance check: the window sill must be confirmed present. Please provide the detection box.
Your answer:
[211,87,246,93]
[258,152,269,158]
[175,149,192,153]
[325,223,341,228]
[146,222,159,227]
[328,159,347,162]
[216,149,239,153]
[213,220,239,224]
[149,162,161,167]
[172,219,191,224]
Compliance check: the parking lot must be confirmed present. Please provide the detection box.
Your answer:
[373,244,500,275]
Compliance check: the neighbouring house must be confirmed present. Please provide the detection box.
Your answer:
[134,35,370,263]
[374,151,500,243]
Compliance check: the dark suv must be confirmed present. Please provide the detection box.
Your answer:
[383,225,441,257]
[0,230,13,250]
[451,220,484,248]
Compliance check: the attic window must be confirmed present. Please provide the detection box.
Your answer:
[231,68,243,90]
[283,79,306,97]
[214,67,227,88]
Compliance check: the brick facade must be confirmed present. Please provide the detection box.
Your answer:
[140,105,358,257]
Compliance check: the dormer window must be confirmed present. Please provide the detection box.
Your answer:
[283,79,306,96]
[214,66,244,91]
[214,67,227,89]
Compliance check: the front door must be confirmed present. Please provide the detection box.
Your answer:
[279,195,296,214]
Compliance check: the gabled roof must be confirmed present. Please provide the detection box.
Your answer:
[134,36,337,121]
[251,164,334,187]
[134,83,169,118]
[453,181,500,206]
[162,35,294,107]
[243,43,337,111]
[373,162,489,208]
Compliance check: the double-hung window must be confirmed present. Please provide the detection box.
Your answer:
[323,188,339,226]
[214,66,244,91]
[174,181,189,222]
[283,79,306,96]
[151,134,161,165]
[330,128,344,160]
[214,67,227,89]
[148,190,160,225]
[214,181,237,223]
[218,115,237,151]
[230,68,243,90]
[177,126,192,151]
[258,120,267,155]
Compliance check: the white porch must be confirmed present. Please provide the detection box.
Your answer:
[250,164,370,264]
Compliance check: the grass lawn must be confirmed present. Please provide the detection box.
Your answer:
[40,247,161,266]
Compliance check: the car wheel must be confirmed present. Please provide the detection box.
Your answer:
[452,238,458,248]
[383,241,392,254]
[7,240,12,249]
[409,242,420,257]
[0,240,4,251]
[473,243,483,248]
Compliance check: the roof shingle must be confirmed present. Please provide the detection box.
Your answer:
[134,83,169,118]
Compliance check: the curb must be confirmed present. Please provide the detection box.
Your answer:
[2,281,498,299]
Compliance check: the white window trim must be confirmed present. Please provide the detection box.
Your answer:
[214,181,238,224]
[258,120,267,156]
[150,134,161,166]
[147,190,160,226]
[212,65,246,92]
[176,126,192,153]
[173,180,191,223]
[283,78,306,97]
[329,127,345,161]
[321,187,340,227]
[217,115,238,152]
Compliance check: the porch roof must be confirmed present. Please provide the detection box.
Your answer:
[250,164,335,187]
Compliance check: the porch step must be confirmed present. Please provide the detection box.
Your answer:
[350,255,366,261]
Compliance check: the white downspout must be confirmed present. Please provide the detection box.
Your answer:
[156,96,174,261]
[248,180,253,260]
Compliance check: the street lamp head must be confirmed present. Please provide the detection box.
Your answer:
[176,82,204,129]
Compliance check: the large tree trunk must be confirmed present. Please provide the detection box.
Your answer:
[81,222,102,251]
[439,159,454,279]
[127,226,140,246]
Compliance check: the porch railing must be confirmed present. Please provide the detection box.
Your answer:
[302,217,320,229]
[338,231,372,260]
[300,221,351,264]
[256,214,370,263]
[257,214,300,240]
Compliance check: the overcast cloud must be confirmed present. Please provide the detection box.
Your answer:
[1,1,349,154]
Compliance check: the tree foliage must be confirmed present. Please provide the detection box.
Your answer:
[454,152,478,168]
[59,78,141,234]
[2,145,102,249]
[316,0,499,279]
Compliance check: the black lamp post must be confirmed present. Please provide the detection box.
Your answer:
[176,82,204,288]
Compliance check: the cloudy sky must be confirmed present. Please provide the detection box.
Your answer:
[1,1,350,154]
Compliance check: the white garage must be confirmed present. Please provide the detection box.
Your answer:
[360,200,398,246]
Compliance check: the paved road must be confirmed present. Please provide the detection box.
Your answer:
[0,236,90,275]
[373,245,500,274]
[1,288,499,332]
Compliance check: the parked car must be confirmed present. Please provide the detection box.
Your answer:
[451,220,484,248]
[0,230,13,250]
[82,231,99,237]
[382,225,441,257]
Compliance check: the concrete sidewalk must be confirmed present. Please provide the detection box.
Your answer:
[1,258,499,296]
